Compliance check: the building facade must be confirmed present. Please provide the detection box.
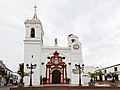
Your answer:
[0,60,18,87]
[24,8,84,85]
[95,64,120,82]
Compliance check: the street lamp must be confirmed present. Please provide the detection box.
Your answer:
[75,63,84,86]
[26,63,37,86]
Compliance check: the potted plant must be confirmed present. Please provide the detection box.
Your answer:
[66,78,70,84]
[87,72,96,86]
[87,71,104,86]
[107,72,118,87]
[96,71,104,84]
[42,77,46,84]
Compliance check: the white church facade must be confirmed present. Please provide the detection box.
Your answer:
[24,7,88,85]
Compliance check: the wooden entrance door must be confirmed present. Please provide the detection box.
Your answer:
[52,70,61,84]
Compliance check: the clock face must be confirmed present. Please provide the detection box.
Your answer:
[73,44,79,50]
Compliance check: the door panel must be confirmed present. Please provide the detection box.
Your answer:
[52,70,61,84]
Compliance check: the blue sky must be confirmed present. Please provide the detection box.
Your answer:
[0,0,120,71]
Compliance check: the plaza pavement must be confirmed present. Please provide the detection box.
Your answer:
[0,86,11,90]
[1,83,120,90]
[10,83,120,90]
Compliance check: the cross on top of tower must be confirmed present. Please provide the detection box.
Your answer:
[33,5,38,19]
[34,6,37,13]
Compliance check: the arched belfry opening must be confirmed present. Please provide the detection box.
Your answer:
[46,51,67,84]
[30,28,35,38]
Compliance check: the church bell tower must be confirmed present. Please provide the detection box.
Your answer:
[24,6,44,45]
[24,6,44,85]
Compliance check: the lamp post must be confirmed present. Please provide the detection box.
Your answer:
[75,63,84,86]
[26,63,37,86]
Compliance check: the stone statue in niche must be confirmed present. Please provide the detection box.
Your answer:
[55,38,58,45]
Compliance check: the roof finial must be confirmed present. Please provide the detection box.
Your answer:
[33,5,38,19]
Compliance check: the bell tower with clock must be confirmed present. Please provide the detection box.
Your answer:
[67,34,83,84]
[67,34,82,60]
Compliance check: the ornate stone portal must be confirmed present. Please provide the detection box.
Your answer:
[46,51,67,84]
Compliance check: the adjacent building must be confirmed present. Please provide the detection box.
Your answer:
[95,64,120,82]
[0,60,18,87]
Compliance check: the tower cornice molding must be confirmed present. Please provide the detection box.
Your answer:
[24,19,42,24]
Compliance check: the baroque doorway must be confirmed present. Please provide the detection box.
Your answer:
[46,51,67,84]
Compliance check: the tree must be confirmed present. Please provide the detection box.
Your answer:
[96,71,104,82]
[17,63,28,84]
[88,71,104,82]
[87,72,96,86]
[107,72,119,82]
[107,71,119,86]
[88,72,95,82]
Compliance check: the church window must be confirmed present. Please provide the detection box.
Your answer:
[114,67,117,71]
[71,39,75,43]
[31,55,33,58]
[31,28,35,38]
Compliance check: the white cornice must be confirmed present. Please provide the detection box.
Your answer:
[42,46,71,50]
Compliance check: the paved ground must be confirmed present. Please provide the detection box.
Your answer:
[0,86,11,90]
[10,85,120,90]
[0,84,120,90]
